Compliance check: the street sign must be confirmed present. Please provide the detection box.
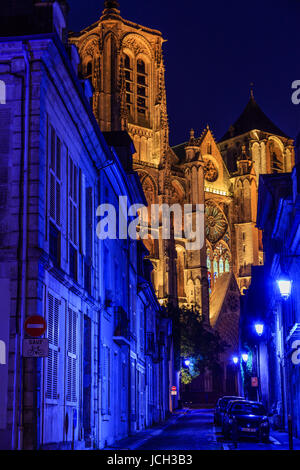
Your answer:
[23,338,49,358]
[25,315,47,338]
[251,377,258,387]
[171,386,177,396]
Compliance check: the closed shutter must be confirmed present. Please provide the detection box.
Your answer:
[69,158,78,246]
[67,307,78,404]
[101,345,111,414]
[46,293,59,400]
[49,126,61,227]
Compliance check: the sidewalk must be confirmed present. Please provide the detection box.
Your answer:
[270,429,300,450]
[104,410,186,450]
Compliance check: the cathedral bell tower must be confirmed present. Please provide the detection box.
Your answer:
[70,1,169,166]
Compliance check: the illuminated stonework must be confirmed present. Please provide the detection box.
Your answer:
[70,2,295,322]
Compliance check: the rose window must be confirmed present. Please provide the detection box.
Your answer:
[205,203,228,244]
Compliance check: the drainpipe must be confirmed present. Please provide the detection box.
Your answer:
[16,42,30,450]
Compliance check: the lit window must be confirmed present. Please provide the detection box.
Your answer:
[124,54,133,117]
[136,59,148,117]
[0,80,6,104]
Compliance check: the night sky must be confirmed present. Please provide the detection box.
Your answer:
[68,0,300,146]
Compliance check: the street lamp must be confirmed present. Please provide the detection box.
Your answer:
[242,353,249,363]
[184,359,190,367]
[254,323,264,337]
[277,272,292,300]
[232,356,239,365]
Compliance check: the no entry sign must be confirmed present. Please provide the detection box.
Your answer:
[25,316,47,338]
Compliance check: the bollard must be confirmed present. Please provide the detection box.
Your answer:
[288,415,293,450]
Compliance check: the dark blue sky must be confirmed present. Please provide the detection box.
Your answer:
[68,0,300,146]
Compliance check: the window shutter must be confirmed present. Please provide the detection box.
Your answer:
[67,307,77,404]
[101,345,107,414]
[46,293,59,400]
[49,126,62,227]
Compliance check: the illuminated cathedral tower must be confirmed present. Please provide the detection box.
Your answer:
[70,1,209,317]
[218,90,295,292]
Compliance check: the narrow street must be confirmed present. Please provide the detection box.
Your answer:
[115,408,298,451]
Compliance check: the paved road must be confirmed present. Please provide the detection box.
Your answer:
[134,408,285,451]
[137,409,222,450]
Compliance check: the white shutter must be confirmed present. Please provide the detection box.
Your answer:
[46,293,59,400]
[66,307,78,404]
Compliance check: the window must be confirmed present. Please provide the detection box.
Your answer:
[46,293,60,400]
[49,222,60,266]
[101,345,111,414]
[0,80,6,104]
[84,187,93,295]
[69,157,78,280]
[124,54,133,116]
[69,157,78,246]
[66,307,78,404]
[86,60,92,79]
[136,59,147,116]
[49,126,61,227]
[49,125,62,265]
[219,258,224,274]
[123,55,149,122]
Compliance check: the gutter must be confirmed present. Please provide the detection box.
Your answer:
[16,42,30,450]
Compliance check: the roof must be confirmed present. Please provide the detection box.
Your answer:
[209,272,232,328]
[219,95,289,142]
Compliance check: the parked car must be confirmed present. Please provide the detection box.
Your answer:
[214,396,244,425]
[222,400,270,442]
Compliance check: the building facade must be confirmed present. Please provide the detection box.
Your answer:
[0,0,171,450]
[70,0,295,396]
[241,166,300,437]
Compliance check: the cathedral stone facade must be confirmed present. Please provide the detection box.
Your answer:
[70,0,295,350]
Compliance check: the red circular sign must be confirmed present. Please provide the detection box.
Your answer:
[25,316,47,338]
[171,386,177,391]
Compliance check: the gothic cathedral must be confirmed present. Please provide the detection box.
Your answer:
[70,1,294,351]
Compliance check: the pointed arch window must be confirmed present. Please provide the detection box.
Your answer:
[213,258,218,280]
[137,59,148,117]
[219,258,224,274]
[225,259,230,273]
[124,54,133,117]
[86,60,92,80]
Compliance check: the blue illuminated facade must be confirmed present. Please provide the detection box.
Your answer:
[0,1,172,450]
[241,165,300,437]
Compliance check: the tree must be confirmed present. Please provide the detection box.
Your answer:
[164,304,227,385]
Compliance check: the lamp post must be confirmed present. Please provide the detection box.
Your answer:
[277,272,292,300]
[254,322,264,402]
[277,272,293,450]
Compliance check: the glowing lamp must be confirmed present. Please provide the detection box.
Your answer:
[242,353,249,363]
[184,359,190,366]
[277,273,292,300]
[232,356,239,365]
[254,323,264,337]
